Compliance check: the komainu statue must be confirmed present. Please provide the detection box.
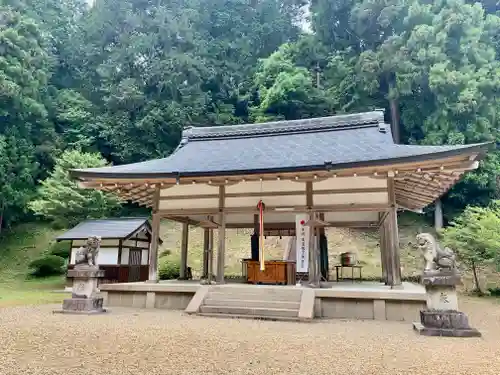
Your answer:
[416,233,456,272]
[74,235,101,267]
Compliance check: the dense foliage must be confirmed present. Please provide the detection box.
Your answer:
[28,254,66,277]
[0,0,498,230]
[158,256,181,280]
[441,201,500,293]
[29,150,122,227]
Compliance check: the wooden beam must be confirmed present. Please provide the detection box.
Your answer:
[396,198,423,211]
[225,221,378,229]
[198,219,220,228]
[158,187,388,201]
[157,203,389,216]
[378,211,389,227]
[395,181,445,195]
[163,215,200,226]
[397,191,436,205]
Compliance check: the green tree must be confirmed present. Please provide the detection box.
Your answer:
[29,150,122,227]
[441,201,500,294]
[249,43,333,121]
[72,0,306,163]
[0,7,56,229]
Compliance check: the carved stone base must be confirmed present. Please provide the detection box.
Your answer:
[413,310,481,337]
[54,297,107,315]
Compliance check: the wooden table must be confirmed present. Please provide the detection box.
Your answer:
[242,260,296,285]
[335,265,362,282]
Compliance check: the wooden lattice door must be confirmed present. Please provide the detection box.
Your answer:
[128,248,142,282]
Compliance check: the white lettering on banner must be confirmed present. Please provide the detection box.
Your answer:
[295,214,309,272]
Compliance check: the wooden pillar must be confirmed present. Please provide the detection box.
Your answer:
[148,213,161,282]
[208,226,214,283]
[383,217,393,286]
[179,222,189,279]
[202,227,210,279]
[216,185,226,283]
[387,174,402,286]
[379,214,388,284]
[434,199,443,230]
[308,213,321,287]
[148,187,161,282]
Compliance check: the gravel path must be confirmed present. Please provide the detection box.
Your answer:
[1,297,499,375]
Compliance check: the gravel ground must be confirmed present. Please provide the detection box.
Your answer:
[1,297,500,375]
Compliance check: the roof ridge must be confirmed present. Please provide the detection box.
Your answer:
[77,217,149,223]
[182,111,385,140]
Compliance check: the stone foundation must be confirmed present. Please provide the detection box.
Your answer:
[55,297,106,315]
[413,310,481,337]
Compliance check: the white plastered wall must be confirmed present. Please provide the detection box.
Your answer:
[70,247,119,265]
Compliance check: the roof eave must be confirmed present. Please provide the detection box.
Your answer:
[71,142,492,181]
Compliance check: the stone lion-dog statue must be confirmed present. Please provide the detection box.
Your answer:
[74,235,101,267]
[416,233,456,272]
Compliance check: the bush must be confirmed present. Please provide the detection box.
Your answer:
[29,255,66,277]
[49,241,71,258]
[158,257,180,280]
[488,287,500,297]
[159,249,172,258]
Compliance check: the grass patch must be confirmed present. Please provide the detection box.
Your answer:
[0,223,64,282]
[0,276,68,307]
[0,223,68,307]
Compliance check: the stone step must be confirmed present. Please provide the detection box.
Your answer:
[197,312,301,322]
[207,290,302,302]
[211,286,300,294]
[203,298,301,310]
[200,305,299,318]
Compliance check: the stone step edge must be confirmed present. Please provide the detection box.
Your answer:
[196,312,303,322]
[203,299,301,307]
[202,305,299,313]
[206,293,301,301]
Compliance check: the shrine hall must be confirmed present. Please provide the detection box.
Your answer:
[70,110,489,321]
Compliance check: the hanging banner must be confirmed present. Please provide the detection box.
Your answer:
[295,213,310,272]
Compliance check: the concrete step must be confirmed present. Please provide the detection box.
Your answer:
[210,286,301,297]
[197,312,301,322]
[203,298,300,309]
[207,290,302,302]
[200,305,299,318]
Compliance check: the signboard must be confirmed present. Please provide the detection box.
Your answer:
[295,213,309,272]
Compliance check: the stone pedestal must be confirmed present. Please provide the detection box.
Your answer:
[55,265,107,315]
[413,271,481,337]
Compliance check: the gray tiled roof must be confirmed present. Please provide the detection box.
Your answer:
[56,218,151,241]
[72,111,488,179]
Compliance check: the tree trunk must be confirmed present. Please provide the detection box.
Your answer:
[389,97,400,144]
[0,202,4,236]
[471,260,483,295]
